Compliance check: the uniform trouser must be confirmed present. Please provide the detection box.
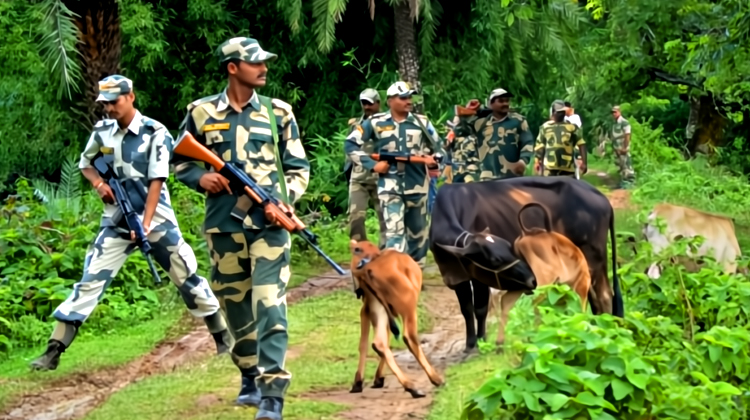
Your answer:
[380,191,429,268]
[543,169,577,178]
[614,151,636,183]
[51,222,224,346]
[348,180,387,248]
[205,228,291,399]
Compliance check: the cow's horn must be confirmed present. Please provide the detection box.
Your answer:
[434,242,471,255]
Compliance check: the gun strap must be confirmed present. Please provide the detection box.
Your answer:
[259,95,290,205]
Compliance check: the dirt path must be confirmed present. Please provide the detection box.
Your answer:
[0,268,352,420]
[301,267,469,420]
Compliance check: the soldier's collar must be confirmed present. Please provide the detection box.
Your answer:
[489,113,508,123]
[118,110,143,135]
[216,88,261,113]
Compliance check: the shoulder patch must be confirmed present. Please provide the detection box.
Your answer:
[509,112,526,121]
[186,93,221,111]
[270,97,293,113]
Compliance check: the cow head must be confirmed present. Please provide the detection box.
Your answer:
[435,228,536,290]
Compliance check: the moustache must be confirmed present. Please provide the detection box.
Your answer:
[258,72,267,78]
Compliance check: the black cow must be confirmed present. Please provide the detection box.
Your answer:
[428,176,623,352]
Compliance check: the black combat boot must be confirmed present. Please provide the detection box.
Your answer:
[236,369,261,407]
[30,339,66,371]
[255,397,284,420]
[211,329,232,355]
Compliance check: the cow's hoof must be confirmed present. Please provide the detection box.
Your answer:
[463,345,478,354]
[406,388,426,398]
[372,377,385,388]
[350,381,364,393]
[430,377,445,387]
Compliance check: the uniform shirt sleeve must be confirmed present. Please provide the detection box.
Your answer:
[518,118,535,164]
[423,120,446,171]
[173,110,208,193]
[623,119,632,134]
[274,102,310,205]
[345,120,377,170]
[148,128,173,180]
[78,129,101,170]
[534,127,545,162]
[573,126,586,148]
[462,135,480,175]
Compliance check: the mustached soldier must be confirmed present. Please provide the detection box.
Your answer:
[345,81,443,269]
[534,100,588,177]
[173,37,310,420]
[345,88,387,249]
[30,75,229,371]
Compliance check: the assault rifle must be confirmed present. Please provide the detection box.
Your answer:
[454,105,492,118]
[369,152,443,166]
[173,132,347,276]
[92,156,162,285]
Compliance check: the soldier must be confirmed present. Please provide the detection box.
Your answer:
[344,81,443,269]
[344,88,387,249]
[173,37,309,420]
[455,88,534,180]
[30,75,229,371]
[446,115,479,184]
[609,105,636,188]
[534,100,587,177]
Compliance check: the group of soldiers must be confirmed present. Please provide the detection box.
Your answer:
[343,86,637,257]
[22,32,637,420]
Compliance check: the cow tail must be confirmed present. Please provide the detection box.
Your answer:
[610,207,625,317]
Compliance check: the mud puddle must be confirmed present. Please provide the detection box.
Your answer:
[301,273,470,420]
[0,268,351,420]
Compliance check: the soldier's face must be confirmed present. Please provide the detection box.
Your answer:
[361,100,380,115]
[491,96,510,113]
[103,92,134,120]
[388,95,412,114]
[231,61,268,88]
[612,110,621,119]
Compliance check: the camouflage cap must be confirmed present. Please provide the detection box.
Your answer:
[216,37,278,64]
[359,88,381,103]
[96,75,133,102]
[551,99,566,113]
[386,81,416,98]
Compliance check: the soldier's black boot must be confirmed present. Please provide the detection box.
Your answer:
[255,397,284,420]
[211,329,232,355]
[30,339,66,371]
[236,369,261,407]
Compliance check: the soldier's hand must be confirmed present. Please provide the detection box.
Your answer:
[373,161,390,174]
[96,183,115,204]
[199,173,233,194]
[424,155,439,169]
[580,162,588,175]
[265,201,294,227]
[466,99,481,110]
[511,160,526,175]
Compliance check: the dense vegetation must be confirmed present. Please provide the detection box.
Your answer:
[1,0,750,418]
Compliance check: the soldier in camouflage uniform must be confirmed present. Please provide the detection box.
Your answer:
[534,100,588,177]
[455,88,534,180]
[173,37,309,420]
[609,105,636,188]
[345,81,443,269]
[345,88,387,248]
[446,116,479,183]
[30,75,229,371]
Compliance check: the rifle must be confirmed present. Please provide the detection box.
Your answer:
[370,152,443,166]
[173,132,347,276]
[92,156,162,285]
[454,105,492,118]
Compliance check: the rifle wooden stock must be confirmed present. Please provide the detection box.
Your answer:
[455,105,478,117]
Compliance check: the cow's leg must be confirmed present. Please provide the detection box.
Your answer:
[370,301,423,398]
[589,260,613,315]
[471,280,490,344]
[372,327,389,389]
[401,305,444,387]
[497,291,523,348]
[350,302,371,393]
[454,281,478,352]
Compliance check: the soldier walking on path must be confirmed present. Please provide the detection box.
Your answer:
[455,88,534,180]
[345,81,443,269]
[445,115,479,184]
[344,88,387,249]
[30,75,229,372]
[534,100,588,177]
[174,37,310,420]
[609,105,636,189]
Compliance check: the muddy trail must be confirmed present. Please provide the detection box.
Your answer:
[588,169,634,210]
[301,266,470,420]
[0,268,352,420]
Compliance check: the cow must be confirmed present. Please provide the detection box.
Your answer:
[348,239,444,399]
[428,176,623,352]
[643,203,743,278]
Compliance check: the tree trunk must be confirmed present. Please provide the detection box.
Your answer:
[66,0,122,130]
[393,1,423,113]
[686,94,728,155]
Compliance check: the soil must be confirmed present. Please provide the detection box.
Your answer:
[0,267,352,420]
[300,269,471,420]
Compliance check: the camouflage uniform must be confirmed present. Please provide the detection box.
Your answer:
[455,90,534,181]
[610,107,636,186]
[344,82,443,268]
[448,116,479,184]
[535,101,585,177]
[345,89,386,248]
[173,38,309,413]
[32,75,227,371]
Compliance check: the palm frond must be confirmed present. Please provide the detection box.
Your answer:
[277,0,305,33]
[311,0,350,53]
[59,155,82,204]
[418,0,442,57]
[35,0,84,101]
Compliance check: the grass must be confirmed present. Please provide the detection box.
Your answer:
[80,289,436,420]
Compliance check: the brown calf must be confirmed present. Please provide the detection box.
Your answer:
[495,202,592,345]
[348,239,444,398]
